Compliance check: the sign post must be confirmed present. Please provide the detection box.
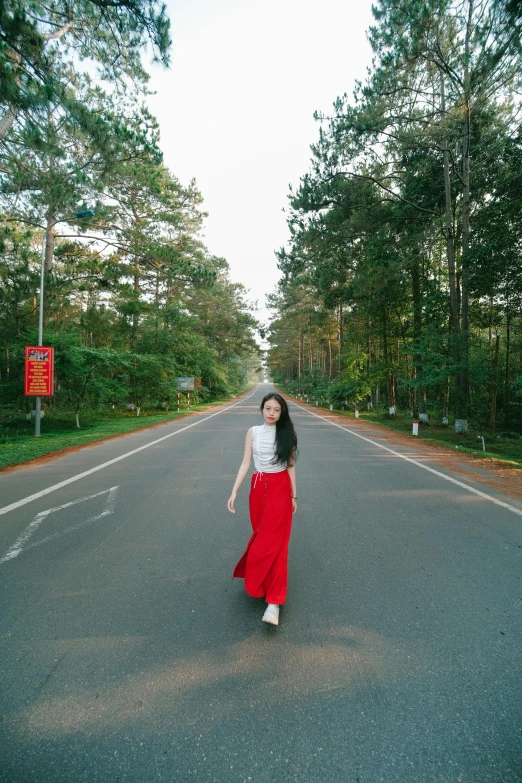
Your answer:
[25,347,54,436]
[176,378,195,412]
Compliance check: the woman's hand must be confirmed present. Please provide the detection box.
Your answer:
[292,498,297,515]
[227,492,237,513]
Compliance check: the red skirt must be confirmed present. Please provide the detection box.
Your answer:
[232,469,293,605]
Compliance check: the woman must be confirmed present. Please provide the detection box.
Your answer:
[228,392,298,626]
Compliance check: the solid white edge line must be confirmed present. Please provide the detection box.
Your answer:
[0,389,259,517]
[289,400,522,518]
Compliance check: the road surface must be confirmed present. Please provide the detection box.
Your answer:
[0,384,521,782]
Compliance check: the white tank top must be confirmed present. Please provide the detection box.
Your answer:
[252,424,286,473]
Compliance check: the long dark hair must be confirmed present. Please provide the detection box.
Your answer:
[260,393,298,466]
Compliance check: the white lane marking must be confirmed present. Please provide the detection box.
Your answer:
[0,390,258,517]
[24,485,119,552]
[0,486,119,563]
[289,401,522,518]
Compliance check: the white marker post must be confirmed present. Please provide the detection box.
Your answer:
[412,419,419,436]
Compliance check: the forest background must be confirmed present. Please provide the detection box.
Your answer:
[3,0,522,469]
[0,0,262,465]
[267,0,522,457]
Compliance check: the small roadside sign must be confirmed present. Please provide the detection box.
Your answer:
[176,377,195,390]
[24,346,54,396]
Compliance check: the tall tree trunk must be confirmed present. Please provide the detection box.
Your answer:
[441,78,459,339]
[132,257,140,347]
[367,321,373,409]
[504,305,511,425]
[338,299,344,375]
[155,269,160,348]
[0,107,17,138]
[489,332,500,433]
[382,310,395,414]
[411,258,427,420]
[0,49,21,138]
[488,296,494,356]
[458,0,473,431]
[297,333,302,391]
[441,74,465,431]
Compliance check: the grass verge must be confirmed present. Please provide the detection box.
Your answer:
[298,399,522,467]
[0,386,253,471]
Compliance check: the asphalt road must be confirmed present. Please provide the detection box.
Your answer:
[0,383,521,783]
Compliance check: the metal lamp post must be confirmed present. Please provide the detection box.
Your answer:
[34,209,95,436]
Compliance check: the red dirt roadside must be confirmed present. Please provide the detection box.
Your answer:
[287,395,522,505]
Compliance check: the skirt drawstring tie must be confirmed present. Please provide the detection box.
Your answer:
[253,470,264,489]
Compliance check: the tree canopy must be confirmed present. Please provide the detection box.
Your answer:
[0,0,171,137]
[0,1,261,427]
[267,0,522,434]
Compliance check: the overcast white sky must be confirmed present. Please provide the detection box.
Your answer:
[147,0,374,326]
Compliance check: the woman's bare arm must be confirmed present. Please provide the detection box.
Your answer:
[287,454,297,514]
[227,428,253,513]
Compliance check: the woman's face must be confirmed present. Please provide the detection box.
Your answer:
[262,398,282,426]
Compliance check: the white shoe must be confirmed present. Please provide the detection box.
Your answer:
[262,604,279,626]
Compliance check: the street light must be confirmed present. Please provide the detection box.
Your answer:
[34,209,95,436]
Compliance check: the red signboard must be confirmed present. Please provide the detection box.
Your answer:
[24,346,54,396]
